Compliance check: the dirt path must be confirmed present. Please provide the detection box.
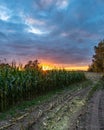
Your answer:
[28,87,90,130]
[74,73,104,130]
[75,90,104,130]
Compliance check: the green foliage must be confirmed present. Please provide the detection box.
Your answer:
[0,65,86,112]
[101,75,104,80]
[101,75,104,87]
[88,40,104,72]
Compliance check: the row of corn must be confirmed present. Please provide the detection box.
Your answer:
[0,66,86,111]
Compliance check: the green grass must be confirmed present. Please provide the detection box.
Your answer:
[0,80,90,120]
[87,77,104,100]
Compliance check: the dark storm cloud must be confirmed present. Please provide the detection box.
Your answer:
[0,0,104,66]
[35,43,90,65]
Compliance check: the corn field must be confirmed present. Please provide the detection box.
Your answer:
[0,66,86,111]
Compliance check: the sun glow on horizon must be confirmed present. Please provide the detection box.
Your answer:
[65,66,88,71]
[42,64,55,71]
[41,64,88,71]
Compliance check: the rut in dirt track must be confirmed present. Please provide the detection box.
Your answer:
[99,90,104,130]
[28,87,90,130]
[76,90,104,130]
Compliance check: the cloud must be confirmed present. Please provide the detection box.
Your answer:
[0,5,12,21]
[26,17,45,25]
[35,44,90,66]
[56,0,69,10]
[0,32,6,38]
[39,0,53,7]
[26,26,50,35]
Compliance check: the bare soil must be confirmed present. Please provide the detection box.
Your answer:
[75,90,104,130]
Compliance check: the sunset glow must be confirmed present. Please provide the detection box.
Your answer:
[42,66,52,71]
[41,64,56,71]
[41,63,88,71]
[65,66,88,71]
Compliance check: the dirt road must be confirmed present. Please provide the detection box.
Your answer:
[76,90,104,130]
[28,87,90,130]
[75,73,104,130]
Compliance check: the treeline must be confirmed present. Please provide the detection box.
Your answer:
[88,40,104,72]
[0,59,40,70]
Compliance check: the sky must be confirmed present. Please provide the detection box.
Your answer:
[0,0,104,70]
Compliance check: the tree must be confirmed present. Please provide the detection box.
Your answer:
[88,40,104,72]
[24,59,40,70]
[0,58,10,68]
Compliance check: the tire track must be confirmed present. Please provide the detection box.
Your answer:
[99,90,104,130]
[89,91,101,130]
[76,90,104,130]
[29,87,91,130]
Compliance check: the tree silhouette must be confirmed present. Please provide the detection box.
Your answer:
[24,59,40,70]
[88,40,104,72]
